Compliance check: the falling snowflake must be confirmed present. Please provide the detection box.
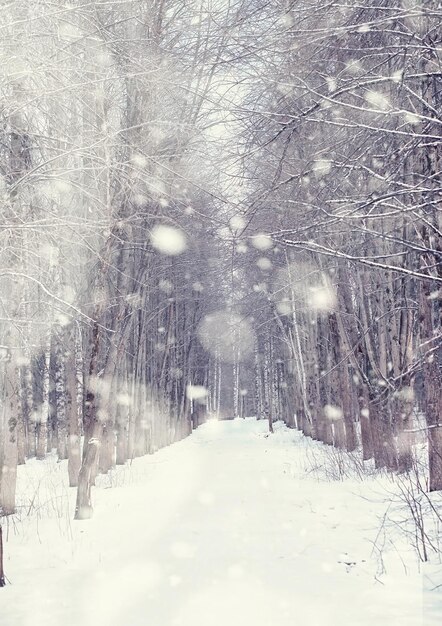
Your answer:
[251,233,273,251]
[150,224,187,255]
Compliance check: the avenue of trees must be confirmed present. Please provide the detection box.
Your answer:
[0,0,441,557]
[0,0,240,522]
[236,0,442,490]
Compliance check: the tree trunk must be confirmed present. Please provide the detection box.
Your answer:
[66,332,81,487]
[116,401,129,465]
[55,329,68,461]
[75,321,101,520]
[263,337,273,433]
[0,358,19,515]
[0,525,6,587]
[358,386,374,461]
[420,282,442,490]
[36,337,51,460]
[369,389,398,471]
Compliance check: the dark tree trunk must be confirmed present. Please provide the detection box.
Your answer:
[0,525,6,587]
[66,336,81,487]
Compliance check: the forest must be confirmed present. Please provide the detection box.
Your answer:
[0,1,441,623]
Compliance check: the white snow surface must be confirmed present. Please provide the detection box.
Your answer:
[1,418,441,625]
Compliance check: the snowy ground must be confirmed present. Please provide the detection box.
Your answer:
[1,418,441,625]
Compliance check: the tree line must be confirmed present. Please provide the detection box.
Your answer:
[0,0,246,523]
[234,0,442,490]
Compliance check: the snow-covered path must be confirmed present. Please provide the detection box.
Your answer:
[1,419,435,625]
